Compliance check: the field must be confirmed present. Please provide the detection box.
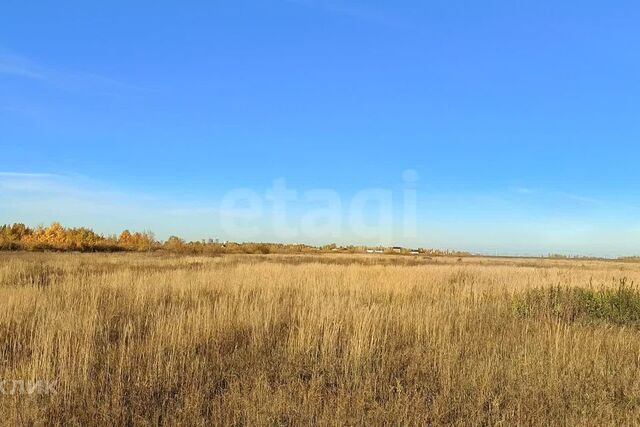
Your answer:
[2,252,640,425]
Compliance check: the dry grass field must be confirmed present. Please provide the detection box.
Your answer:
[2,252,640,425]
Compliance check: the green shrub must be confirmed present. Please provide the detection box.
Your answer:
[514,279,640,327]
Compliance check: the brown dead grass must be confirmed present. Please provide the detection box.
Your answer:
[1,252,640,425]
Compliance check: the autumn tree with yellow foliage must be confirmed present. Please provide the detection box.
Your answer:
[1,223,132,252]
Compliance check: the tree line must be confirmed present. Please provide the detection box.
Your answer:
[0,222,471,256]
[0,222,325,254]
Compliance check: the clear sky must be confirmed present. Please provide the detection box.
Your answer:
[1,1,640,256]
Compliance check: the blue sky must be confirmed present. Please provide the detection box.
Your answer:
[1,0,640,256]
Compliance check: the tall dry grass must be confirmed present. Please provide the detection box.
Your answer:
[1,252,640,425]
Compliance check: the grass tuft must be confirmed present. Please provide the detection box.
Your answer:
[514,278,640,326]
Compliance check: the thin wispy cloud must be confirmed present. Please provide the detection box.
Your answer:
[2,174,83,202]
[0,52,46,79]
[0,49,149,96]
[0,171,150,211]
[514,187,535,194]
[511,186,602,205]
[556,192,602,205]
[0,172,220,239]
[0,172,59,178]
[0,105,41,116]
[0,172,70,194]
